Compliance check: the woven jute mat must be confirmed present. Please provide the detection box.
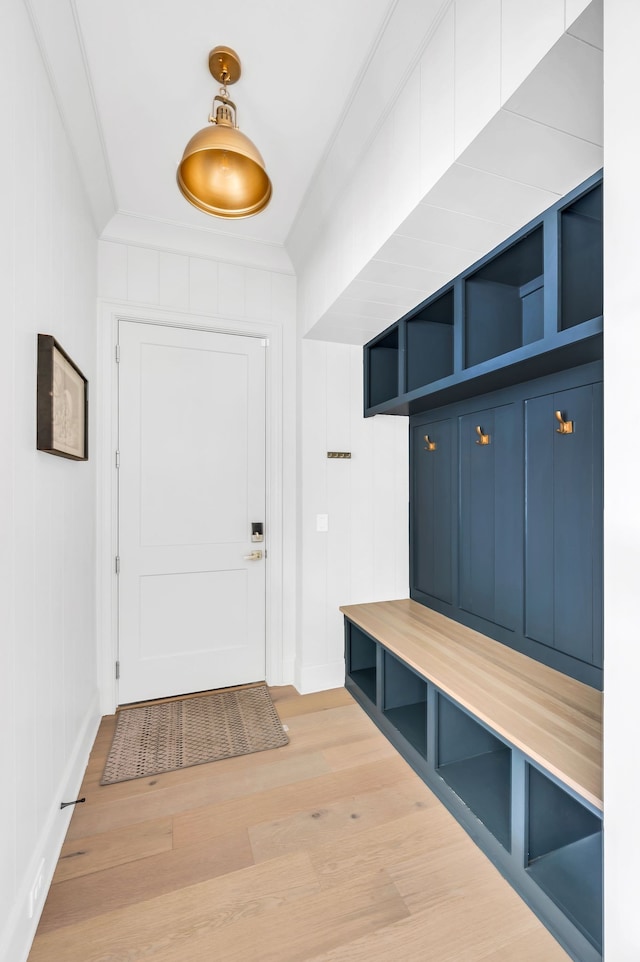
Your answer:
[101,684,289,785]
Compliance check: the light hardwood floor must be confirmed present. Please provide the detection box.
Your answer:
[28,686,570,962]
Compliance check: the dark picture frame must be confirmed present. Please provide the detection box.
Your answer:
[37,334,88,461]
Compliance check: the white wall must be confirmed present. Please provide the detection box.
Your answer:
[0,3,100,961]
[296,340,409,691]
[96,241,299,697]
[603,1,640,957]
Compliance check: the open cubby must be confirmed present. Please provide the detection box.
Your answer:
[465,226,544,368]
[368,327,399,408]
[526,766,602,952]
[382,651,428,757]
[406,289,454,392]
[346,624,377,705]
[560,182,603,331]
[436,695,511,850]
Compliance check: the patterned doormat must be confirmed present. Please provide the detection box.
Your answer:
[101,684,289,785]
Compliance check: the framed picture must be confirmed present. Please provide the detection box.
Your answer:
[37,334,88,461]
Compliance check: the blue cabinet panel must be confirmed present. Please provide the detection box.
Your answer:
[409,364,602,687]
[410,418,454,606]
[525,384,603,666]
[459,403,522,631]
[524,395,554,646]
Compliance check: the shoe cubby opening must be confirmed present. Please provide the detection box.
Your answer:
[405,289,455,393]
[436,694,511,850]
[526,765,602,952]
[346,624,377,705]
[382,651,428,757]
[465,226,544,368]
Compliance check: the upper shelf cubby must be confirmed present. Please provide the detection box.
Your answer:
[366,326,400,409]
[465,226,543,368]
[363,170,603,417]
[406,289,455,393]
[560,181,603,332]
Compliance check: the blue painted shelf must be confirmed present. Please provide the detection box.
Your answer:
[527,834,602,952]
[383,703,427,758]
[364,171,603,418]
[348,667,376,705]
[437,749,512,852]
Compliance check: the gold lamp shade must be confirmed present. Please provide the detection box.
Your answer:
[177,46,272,219]
[177,122,271,218]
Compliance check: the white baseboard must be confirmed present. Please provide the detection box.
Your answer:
[268,658,295,688]
[295,659,346,694]
[0,692,102,962]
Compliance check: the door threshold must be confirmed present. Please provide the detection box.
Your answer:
[117,680,267,713]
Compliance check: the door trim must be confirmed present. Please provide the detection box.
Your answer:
[96,303,290,714]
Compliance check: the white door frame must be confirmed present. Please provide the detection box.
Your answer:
[96,302,288,714]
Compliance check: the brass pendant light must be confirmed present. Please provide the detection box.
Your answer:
[177,46,272,219]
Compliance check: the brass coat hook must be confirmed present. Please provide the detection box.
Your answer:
[555,411,574,435]
[423,435,437,451]
[475,425,491,445]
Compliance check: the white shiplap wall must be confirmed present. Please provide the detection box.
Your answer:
[98,242,294,324]
[297,340,408,691]
[0,3,100,961]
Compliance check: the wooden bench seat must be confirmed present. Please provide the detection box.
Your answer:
[340,598,603,810]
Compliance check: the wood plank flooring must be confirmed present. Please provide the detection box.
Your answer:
[28,686,570,962]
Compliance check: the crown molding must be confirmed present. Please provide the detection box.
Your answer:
[101,211,294,273]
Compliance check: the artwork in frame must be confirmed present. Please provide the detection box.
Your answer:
[37,334,88,461]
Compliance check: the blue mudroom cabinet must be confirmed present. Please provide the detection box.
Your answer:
[355,170,604,961]
[409,363,603,688]
[365,170,604,690]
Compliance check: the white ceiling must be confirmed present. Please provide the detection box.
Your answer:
[71,0,396,246]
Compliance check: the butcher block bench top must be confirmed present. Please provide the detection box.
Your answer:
[340,598,603,810]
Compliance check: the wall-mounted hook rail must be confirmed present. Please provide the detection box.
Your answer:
[555,411,574,434]
[475,425,491,445]
[423,435,437,451]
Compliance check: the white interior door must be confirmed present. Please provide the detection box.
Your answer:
[117,321,266,704]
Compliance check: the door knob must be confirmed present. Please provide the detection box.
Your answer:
[243,550,263,561]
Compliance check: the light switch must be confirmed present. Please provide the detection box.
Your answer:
[316,514,329,532]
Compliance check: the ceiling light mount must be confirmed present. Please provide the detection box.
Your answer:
[177,45,272,220]
[208,46,242,86]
